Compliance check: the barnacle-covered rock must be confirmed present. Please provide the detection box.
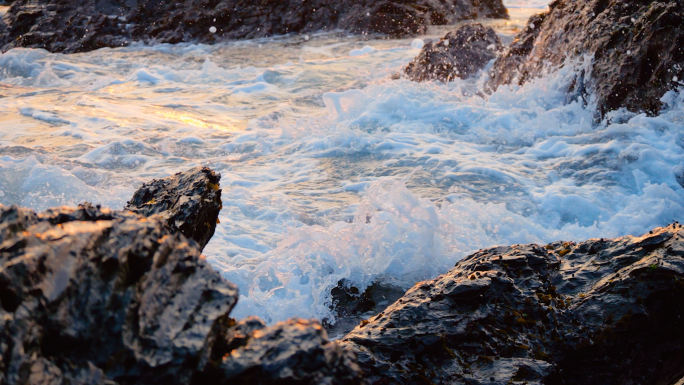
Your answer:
[340,224,684,384]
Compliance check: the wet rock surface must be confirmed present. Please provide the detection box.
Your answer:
[340,224,684,384]
[125,166,222,251]
[326,279,406,338]
[216,318,362,384]
[0,0,508,53]
[0,172,363,384]
[488,0,684,116]
[405,23,502,82]
[485,13,545,88]
[0,204,237,385]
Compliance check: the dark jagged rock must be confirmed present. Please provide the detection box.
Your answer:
[0,203,362,385]
[405,23,502,82]
[488,0,684,117]
[485,13,545,88]
[0,204,237,385]
[0,0,508,54]
[219,318,362,384]
[340,224,684,384]
[125,166,222,251]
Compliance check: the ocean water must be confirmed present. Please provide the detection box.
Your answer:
[1,2,683,327]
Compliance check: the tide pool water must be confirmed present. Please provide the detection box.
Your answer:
[1,3,683,327]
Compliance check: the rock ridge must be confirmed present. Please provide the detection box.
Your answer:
[340,224,684,384]
[0,0,508,53]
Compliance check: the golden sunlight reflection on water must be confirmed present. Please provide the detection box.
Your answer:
[149,106,242,132]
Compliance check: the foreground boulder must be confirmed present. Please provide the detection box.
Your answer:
[0,0,507,53]
[340,224,684,384]
[487,0,684,117]
[125,166,222,251]
[0,199,362,382]
[405,23,502,82]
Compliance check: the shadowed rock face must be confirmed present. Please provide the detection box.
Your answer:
[125,166,222,251]
[487,0,684,117]
[0,202,362,383]
[217,318,361,384]
[0,205,238,385]
[405,23,502,82]
[0,0,508,53]
[340,224,684,385]
[484,13,545,87]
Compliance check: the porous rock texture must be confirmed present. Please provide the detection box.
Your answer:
[405,23,502,82]
[340,224,684,384]
[0,203,362,383]
[487,0,684,117]
[125,166,222,251]
[0,0,508,53]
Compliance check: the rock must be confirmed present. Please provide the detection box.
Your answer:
[218,318,362,384]
[125,166,222,251]
[0,204,237,384]
[487,0,684,117]
[0,204,362,383]
[405,23,503,82]
[485,13,546,88]
[340,224,684,384]
[0,0,508,54]
[326,279,406,339]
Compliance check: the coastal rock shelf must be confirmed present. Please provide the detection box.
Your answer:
[0,0,508,53]
[340,224,684,384]
[2,167,684,384]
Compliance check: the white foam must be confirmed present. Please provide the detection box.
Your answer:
[350,46,376,57]
[410,39,425,50]
[0,26,682,328]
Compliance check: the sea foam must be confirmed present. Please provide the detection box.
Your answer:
[0,17,682,326]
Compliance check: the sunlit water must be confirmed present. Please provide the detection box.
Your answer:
[1,2,684,328]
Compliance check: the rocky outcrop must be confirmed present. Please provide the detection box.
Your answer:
[340,224,684,384]
[0,179,362,384]
[487,0,684,117]
[405,23,502,82]
[125,167,222,251]
[0,204,236,384]
[0,0,508,53]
